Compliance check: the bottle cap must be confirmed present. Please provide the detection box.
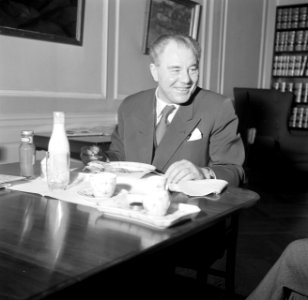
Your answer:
[21,130,34,136]
[53,111,65,124]
[20,130,34,143]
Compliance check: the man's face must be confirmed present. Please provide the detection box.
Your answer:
[150,41,199,105]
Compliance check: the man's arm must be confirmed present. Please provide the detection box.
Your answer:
[208,98,245,186]
[104,106,126,161]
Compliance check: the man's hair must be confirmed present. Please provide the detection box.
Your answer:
[149,34,201,65]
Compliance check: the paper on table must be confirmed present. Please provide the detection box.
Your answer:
[9,173,164,206]
[169,179,228,197]
[8,173,99,209]
[0,174,26,184]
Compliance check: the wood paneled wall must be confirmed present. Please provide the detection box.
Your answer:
[0,0,289,163]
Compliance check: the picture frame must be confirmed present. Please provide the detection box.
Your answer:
[143,0,201,54]
[0,0,85,46]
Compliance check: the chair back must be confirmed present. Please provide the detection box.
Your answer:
[233,87,293,143]
[233,87,294,170]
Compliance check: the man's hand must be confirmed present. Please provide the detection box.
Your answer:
[165,159,205,185]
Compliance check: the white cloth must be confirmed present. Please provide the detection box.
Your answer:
[169,179,228,198]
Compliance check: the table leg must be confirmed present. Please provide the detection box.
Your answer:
[225,213,239,296]
[207,213,240,297]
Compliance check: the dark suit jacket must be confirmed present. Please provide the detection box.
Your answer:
[106,87,245,186]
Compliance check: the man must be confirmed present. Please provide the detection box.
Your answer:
[81,34,245,293]
[247,239,308,300]
[97,34,245,187]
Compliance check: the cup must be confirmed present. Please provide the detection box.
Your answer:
[143,189,170,217]
[90,172,117,198]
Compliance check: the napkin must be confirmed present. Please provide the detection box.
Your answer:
[168,179,228,197]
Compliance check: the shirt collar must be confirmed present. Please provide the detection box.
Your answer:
[155,88,179,118]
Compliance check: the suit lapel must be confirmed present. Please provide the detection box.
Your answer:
[152,102,201,170]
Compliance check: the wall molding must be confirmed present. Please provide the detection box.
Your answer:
[0,0,109,101]
[258,0,270,88]
[0,90,105,100]
[262,0,279,89]
[201,0,212,90]
[101,0,109,99]
[218,0,228,95]
[113,0,121,100]
[106,0,132,101]
[0,112,116,129]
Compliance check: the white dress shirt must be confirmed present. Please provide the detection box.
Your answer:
[155,90,179,125]
[154,89,216,179]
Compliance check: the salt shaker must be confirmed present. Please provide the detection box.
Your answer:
[19,130,36,178]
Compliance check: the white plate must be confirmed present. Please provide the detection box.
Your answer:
[84,161,156,178]
[103,161,156,179]
[105,161,155,173]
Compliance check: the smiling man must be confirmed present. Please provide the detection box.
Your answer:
[102,34,245,186]
[79,34,246,291]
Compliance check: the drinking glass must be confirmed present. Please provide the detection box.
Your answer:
[46,152,70,191]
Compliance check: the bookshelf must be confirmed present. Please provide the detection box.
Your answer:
[271,4,308,130]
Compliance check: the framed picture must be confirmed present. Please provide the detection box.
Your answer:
[0,0,85,46]
[143,0,201,54]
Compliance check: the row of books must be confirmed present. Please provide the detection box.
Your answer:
[275,30,308,52]
[277,6,308,30]
[289,106,308,129]
[273,80,308,104]
[272,55,308,77]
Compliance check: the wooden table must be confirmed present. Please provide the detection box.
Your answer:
[34,132,111,160]
[0,162,259,299]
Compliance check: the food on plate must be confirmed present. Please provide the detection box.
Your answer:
[83,160,106,173]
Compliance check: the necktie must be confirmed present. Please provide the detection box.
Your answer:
[155,105,175,145]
